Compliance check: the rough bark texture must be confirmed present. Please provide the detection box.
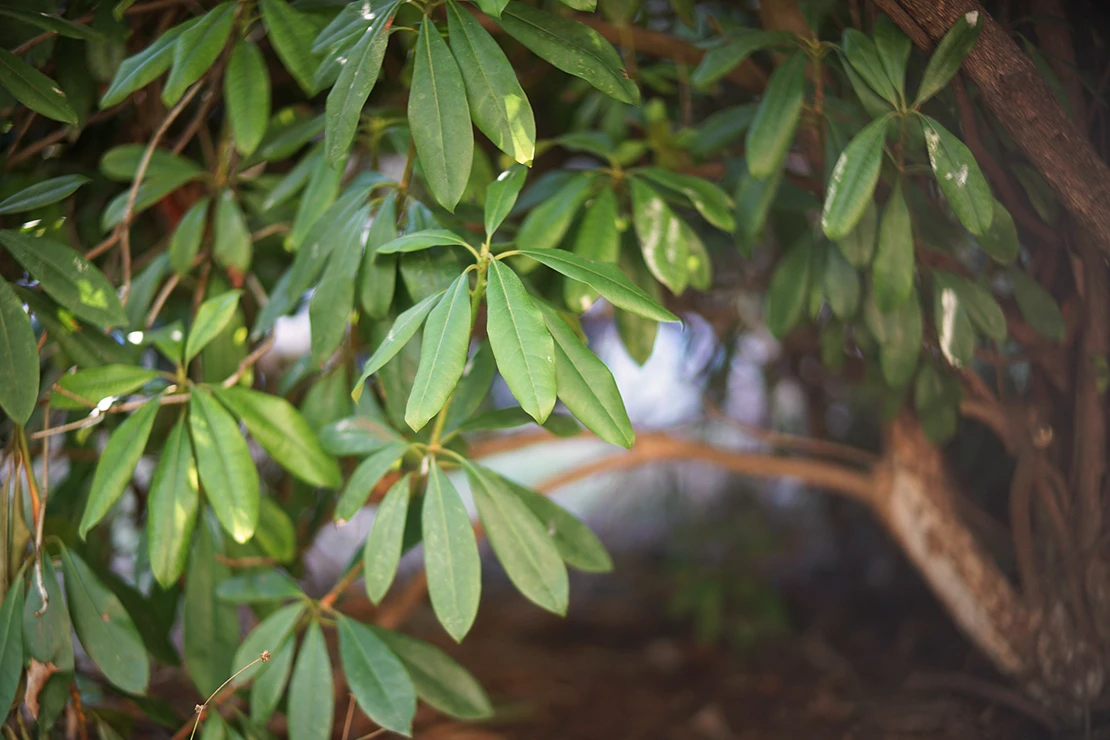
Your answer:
[876,0,1110,254]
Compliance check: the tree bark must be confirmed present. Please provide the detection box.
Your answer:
[875,0,1110,255]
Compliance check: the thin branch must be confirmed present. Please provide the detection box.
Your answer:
[221,334,275,388]
[30,393,189,440]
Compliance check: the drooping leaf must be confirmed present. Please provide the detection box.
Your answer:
[920,115,993,236]
[498,473,612,572]
[288,151,345,251]
[834,198,877,267]
[79,397,160,538]
[232,602,305,684]
[251,636,294,723]
[734,166,782,255]
[288,621,334,740]
[185,291,241,364]
[0,278,39,425]
[565,188,621,312]
[162,2,235,105]
[635,168,735,232]
[369,627,493,720]
[259,0,320,95]
[484,165,528,237]
[334,443,410,523]
[363,474,412,604]
[540,304,634,448]
[914,362,960,443]
[823,243,860,320]
[406,273,473,431]
[212,191,252,273]
[0,175,89,215]
[746,52,807,178]
[976,198,1020,264]
[225,40,271,157]
[690,29,794,89]
[465,462,569,615]
[309,206,367,364]
[931,276,975,368]
[0,578,25,715]
[147,415,200,588]
[359,193,400,319]
[60,547,149,694]
[337,614,417,735]
[0,48,77,124]
[865,286,923,385]
[629,178,689,295]
[423,461,481,642]
[497,1,639,105]
[915,9,983,106]
[764,236,812,338]
[820,115,890,241]
[184,520,240,696]
[873,182,914,310]
[410,18,474,212]
[24,556,74,671]
[1008,266,1065,342]
[213,386,341,488]
[0,230,127,328]
[189,389,259,543]
[255,497,297,564]
[485,259,557,422]
[934,271,1006,341]
[169,198,210,275]
[353,290,444,396]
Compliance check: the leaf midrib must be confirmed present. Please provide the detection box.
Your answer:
[490,265,544,412]
[502,8,624,92]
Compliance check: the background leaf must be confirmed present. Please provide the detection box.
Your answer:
[423,461,482,642]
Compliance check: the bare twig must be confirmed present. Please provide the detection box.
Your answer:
[30,393,189,440]
[221,335,275,388]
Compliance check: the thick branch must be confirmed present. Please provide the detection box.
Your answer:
[877,0,1110,254]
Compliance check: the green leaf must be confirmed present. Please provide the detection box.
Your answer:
[823,244,860,320]
[163,2,235,106]
[337,614,417,736]
[764,236,812,338]
[447,0,536,165]
[233,602,304,683]
[486,259,557,423]
[834,199,877,267]
[335,443,409,523]
[0,279,39,425]
[255,497,297,563]
[189,388,259,543]
[498,474,612,572]
[325,1,397,165]
[874,14,911,101]
[920,115,993,236]
[0,577,24,714]
[915,9,982,106]
[363,474,412,604]
[0,8,106,41]
[746,52,806,178]
[734,166,782,255]
[376,229,474,255]
[497,2,638,105]
[225,40,270,157]
[79,398,160,537]
[873,182,914,310]
[259,0,320,95]
[24,556,73,670]
[1008,266,1065,342]
[263,145,319,211]
[915,363,959,443]
[101,144,204,182]
[423,461,481,642]
[514,172,593,253]
[184,520,240,696]
[931,276,975,368]
[169,198,210,275]
[359,193,399,319]
[288,149,344,251]
[185,291,241,364]
[60,547,150,693]
[212,190,252,272]
[465,462,568,615]
[100,22,191,108]
[0,230,127,328]
[320,415,401,456]
[976,198,1019,264]
[353,290,444,395]
[614,250,659,364]
[213,386,341,488]
[690,29,794,89]
[842,28,898,105]
[629,178,689,295]
[147,415,200,589]
[217,570,302,603]
[251,636,294,723]
[288,621,334,740]
[0,48,77,124]
[309,207,366,364]
[565,188,620,312]
[865,286,922,385]
[410,18,474,212]
[19,288,133,368]
[0,175,89,215]
[820,114,890,241]
[406,274,473,431]
[539,304,633,448]
[635,169,735,232]
[484,165,527,237]
[369,627,493,720]
[934,271,1006,341]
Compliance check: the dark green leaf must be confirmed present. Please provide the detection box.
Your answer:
[217,570,302,603]
[483,165,527,238]
[976,198,1019,264]
[1008,266,1064,342]
[485,259,557,422]
[447,1,535,165]
[746,52,806,178]
[359,193,399,319]
[514,172,593,253]
[764,236,812,338]
[169,198,210,275]
[865,286,922,384]
[873,14,911,101]
[0,279,38,425]
[184,520,240,695]
[60,547,149,693]
[254,497,297,564]
[233,602,304,683]
[629,178,689,295]
[499,474,612,572]
[873,182,914,310]
[288,150,344,250]
[251,636,294,722]
[635,168,735,232]
[189,389,259,543]
[0,230,127,328]
[363,474,412,604]
[259,0,320,95]
[0,48,77,124]
[914,363,959,443]
[820,114,890,241]
[690,29,794,89]
[497,2,638,105]
[915,9,982,106]
[376,230,474,255]
[100,144,204,182]
[24,556,74,670]
[842,28,898,105]
[0,175,89,215]
[0,8,106,41]
[0,578,24,714]
[337,614,417,735]
[225,40,270,157]
[78,397,160,537]
[309,207,366,364]
[335,443,409,523]
[920,115,993,236]
[162,3,235,106]
[212,191,252,272]
[834,198,876,267]
[823,244,860,320]
[148,415,200,588]
[353,290,444,396]
[100,21,191,107]
[288,621,333,740]
[734,166,782,255]
[406,274,473,431]
[564,188,620,312]
[423,461,481,642]
[185,291,241,364]
[932,275,975,368]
